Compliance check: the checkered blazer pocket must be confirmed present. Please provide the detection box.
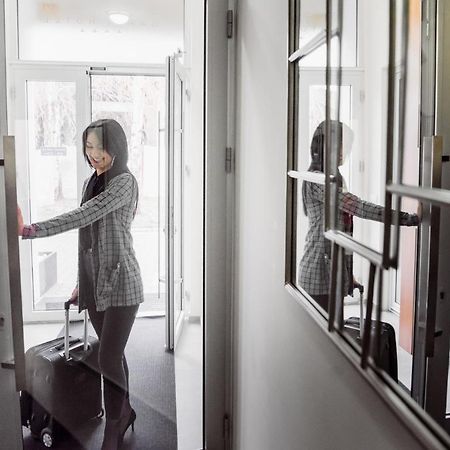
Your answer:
[97,262,121,298]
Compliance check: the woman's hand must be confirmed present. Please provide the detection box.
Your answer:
[17,206,24,236]
[68,287,79,306]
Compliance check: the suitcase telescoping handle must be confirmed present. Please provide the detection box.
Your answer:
[64,299,89,361]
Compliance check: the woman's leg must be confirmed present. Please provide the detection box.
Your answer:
[88,304,138,419]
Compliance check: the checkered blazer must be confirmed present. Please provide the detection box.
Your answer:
[25,173,144,311]
[298,179,419,296]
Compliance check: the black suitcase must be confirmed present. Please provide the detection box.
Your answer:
[344,284,399,382]
[21,300,102,447]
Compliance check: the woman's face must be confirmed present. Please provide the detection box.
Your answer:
[85,130,113,174]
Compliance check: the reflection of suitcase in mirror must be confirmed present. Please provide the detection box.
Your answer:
[344,283,399,382]
[21,302,102,447]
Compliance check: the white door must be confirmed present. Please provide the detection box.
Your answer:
[11,65,168,323]
[88,70,167,317]
[10,65,90,323]
[165,54,185,350]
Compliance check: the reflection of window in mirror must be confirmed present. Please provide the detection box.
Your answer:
[295,120,419,312]
[292,1,419,313]
[298,0,357,67]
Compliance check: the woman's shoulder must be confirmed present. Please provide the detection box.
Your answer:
[107,172,138,193]
[109,172,135,183]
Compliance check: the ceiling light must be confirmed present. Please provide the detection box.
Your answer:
[109,12,129,25]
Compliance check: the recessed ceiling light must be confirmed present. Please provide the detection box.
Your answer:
[109,12,129,25]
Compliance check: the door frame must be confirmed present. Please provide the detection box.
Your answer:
[8,62,167,323]
[0,0,25,447]
[172,55,186,349]
[413,0,450,430]
[203,0,232,448]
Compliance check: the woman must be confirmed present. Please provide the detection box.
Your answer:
[298,120,419,312]
[18,119,143,450]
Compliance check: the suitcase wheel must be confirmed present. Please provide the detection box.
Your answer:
[40,428,54,448]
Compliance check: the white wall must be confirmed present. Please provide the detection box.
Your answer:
[232,0,441,449]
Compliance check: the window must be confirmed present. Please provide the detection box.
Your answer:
[16,0,183,63]
[26,80,78,312]
[287,0,450,444]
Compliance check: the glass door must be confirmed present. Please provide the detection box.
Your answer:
[12,65,168,324]
[11,65,90,322]
[173,60,185,339]
[89,71,166,317]
[165,54,185,350]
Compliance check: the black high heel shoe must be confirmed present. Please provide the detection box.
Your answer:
[117,407,136,447]
[121,408,136,434]
[101,408,136,450]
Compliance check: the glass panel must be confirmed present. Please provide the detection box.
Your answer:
[91,75,166,314]
[17,0,184,63]
[173,71,184,324]
[299,0,357,67]
[158,111,166,300]
[295,72,359,308]
[27,81,78,311]
[294,0,419,315]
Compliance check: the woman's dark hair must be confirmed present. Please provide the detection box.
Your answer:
[302,120,343,215]
[82,118,129,172]
[81,118,139,214]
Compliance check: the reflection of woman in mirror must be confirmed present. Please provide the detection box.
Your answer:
[18,119,142,450]
[298,120,419,313]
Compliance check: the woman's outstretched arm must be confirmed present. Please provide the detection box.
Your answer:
[21,173,135,239]
[307,182,419,226]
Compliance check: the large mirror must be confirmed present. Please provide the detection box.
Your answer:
[288,0,450,438]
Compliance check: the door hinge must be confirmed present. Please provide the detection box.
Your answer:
[227,10,234,39]
[223,414,231,440]
[225,147,234,173]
